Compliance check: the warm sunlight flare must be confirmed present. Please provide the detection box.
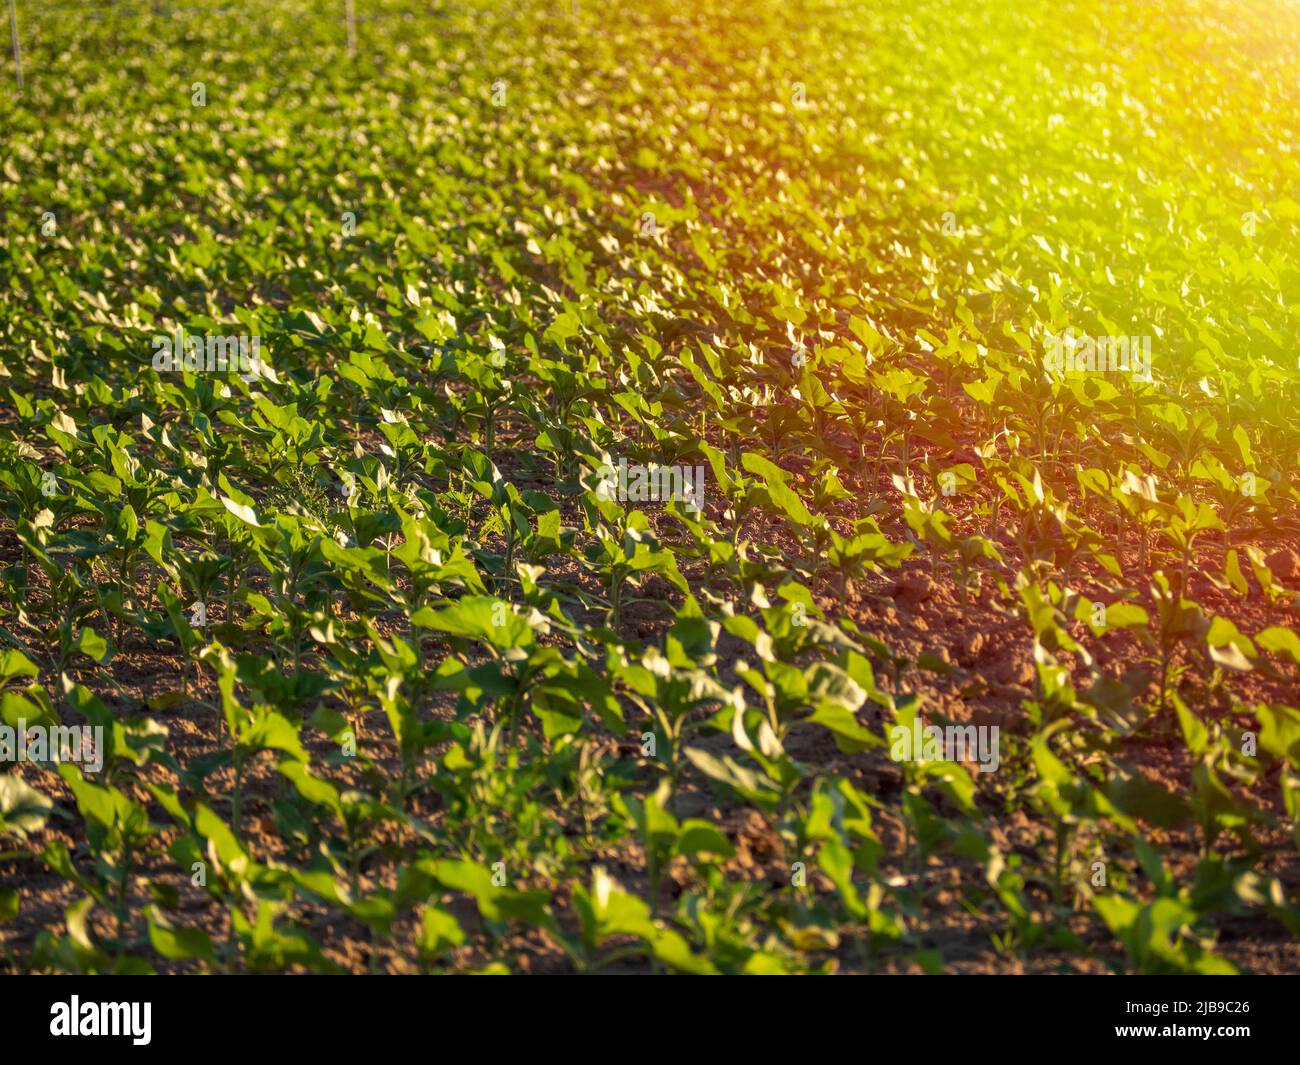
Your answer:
[1,0,1299,1026]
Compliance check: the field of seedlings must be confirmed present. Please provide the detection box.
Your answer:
[1,0,1299,977]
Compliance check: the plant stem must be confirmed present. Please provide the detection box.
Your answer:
[7,0,22,93]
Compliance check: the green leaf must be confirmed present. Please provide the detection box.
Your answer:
[0,776,52,837]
